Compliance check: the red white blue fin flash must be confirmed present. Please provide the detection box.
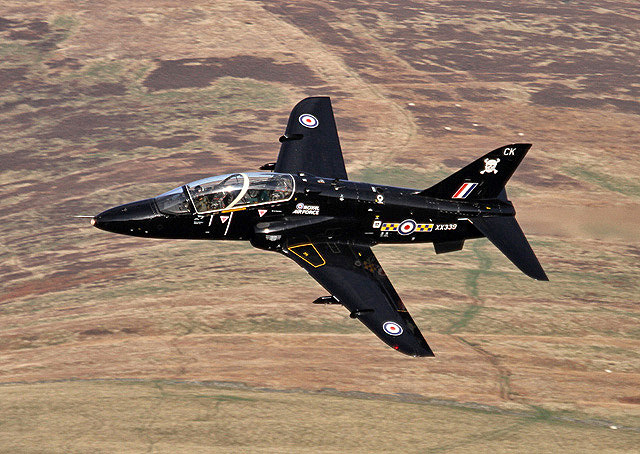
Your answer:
[452,182,478,199]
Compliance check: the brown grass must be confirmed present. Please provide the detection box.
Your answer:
[1,0,639,451]
[1,380,639,453]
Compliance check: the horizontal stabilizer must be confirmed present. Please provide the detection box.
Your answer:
[470,216,548,281]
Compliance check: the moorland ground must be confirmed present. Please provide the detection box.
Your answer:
[1,1,639,452]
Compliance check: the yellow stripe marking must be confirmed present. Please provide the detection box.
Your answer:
[221,207,247,213]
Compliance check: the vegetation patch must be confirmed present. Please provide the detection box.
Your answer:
[562,165,640,198]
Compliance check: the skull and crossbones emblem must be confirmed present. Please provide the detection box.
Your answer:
[480,157,500,174]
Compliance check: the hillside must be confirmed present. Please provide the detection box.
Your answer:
[1,1,639,452]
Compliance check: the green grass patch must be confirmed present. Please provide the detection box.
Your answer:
[83,60,124,80]
[0,41,42,62]
[51,14,78,35]
[562,165,640,198]
[1,380,638,454]
[350,165,450,189]
[166,316,359,336]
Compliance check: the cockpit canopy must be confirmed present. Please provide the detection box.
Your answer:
[155,172,294,215]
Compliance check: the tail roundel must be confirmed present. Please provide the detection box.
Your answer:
[418,144,531,200]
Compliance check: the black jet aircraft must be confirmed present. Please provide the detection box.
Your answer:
[92,97,547,357]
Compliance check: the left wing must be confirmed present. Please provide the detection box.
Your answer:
[282,242,434,357]
[274,97,348,180]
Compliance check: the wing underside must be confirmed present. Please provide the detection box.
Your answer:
[282,242,434,357]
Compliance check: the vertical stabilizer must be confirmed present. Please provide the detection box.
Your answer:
[419,144,531,199]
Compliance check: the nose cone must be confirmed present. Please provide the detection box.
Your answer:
[93,199,158,236]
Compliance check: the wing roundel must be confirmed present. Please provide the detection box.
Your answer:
[274,97,348,180]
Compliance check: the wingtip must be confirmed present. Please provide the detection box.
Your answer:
[525,268,548,281]
[409,343,435,357]
[411,350,435,358]
[298,95,331,103]
[529,266,549,281]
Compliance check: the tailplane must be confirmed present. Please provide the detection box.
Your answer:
[469,216,548,281]
[419,144,531,200]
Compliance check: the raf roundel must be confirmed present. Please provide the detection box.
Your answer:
[398,219,417,236]
[299,114,319,128]
[383,321,403,336]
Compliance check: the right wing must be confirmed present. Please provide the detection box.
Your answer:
[274,97,348,180]
[282,241,434,357]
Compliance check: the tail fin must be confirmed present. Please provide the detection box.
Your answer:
[470,216,548,281]
[419,144,531,199]
[421,143,548,280]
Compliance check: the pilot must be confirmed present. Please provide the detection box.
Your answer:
[271,178,290,201]
[208,192,223,210]
[245,189,260,204]
[222,191,235,207]
[192,185,207,211]
[258,189,270,203]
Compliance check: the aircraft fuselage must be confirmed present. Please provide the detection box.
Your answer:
[93,173,515,254]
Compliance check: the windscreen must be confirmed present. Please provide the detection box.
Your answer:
[155,187,190,214]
